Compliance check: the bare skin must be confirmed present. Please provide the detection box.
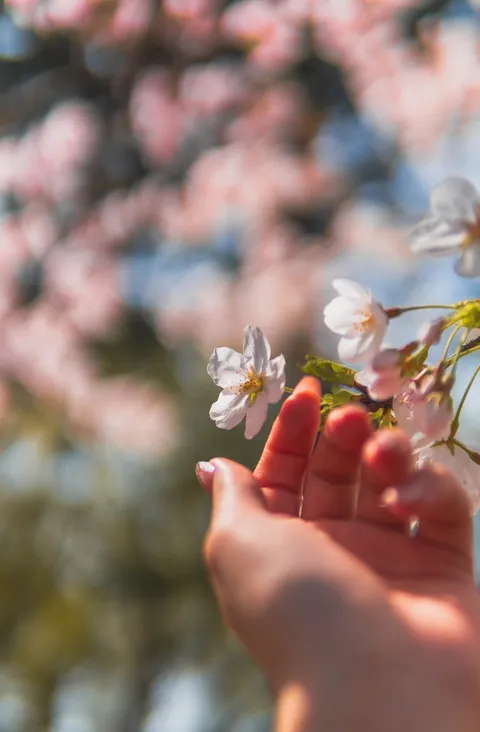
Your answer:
[197,377,480,732]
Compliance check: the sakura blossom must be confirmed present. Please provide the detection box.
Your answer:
[324,279,388,364]
[393,379,453,445]
[355,349,403,400]
[3,0,480,727]
[208,326,285,439]
[408,177,480,277]
[416,443,480,514]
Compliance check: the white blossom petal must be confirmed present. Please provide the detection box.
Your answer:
[207,347,247,388]
[408,216,468,255]
[338,317,386,363]
[354,366,374,389]
[416,444,480,514]
[371,348,401,372]
[209,391,249,430]
[419,398,452,440]
[370,301,388,331]
[338,330,378,364]
[332,279,371,303]
[368,373,402,401]
[264,354,286,403]
[243,325,271,373]
[455,244,480,278]
[430,177,480,223]
[355,366,401,400]
[392,393,419,438]
[244,392,269,439]
[324,297,363,336]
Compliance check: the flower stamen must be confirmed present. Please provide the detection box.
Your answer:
[239,370,264,397]
[354,309,374,334]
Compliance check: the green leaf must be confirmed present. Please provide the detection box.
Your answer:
[332,389,356,404]
[301,356,356,386]
[318,389,356,431]
[321,389,355,411]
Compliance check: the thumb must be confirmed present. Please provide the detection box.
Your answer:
[204,458,267,588]
[209,458,267,529]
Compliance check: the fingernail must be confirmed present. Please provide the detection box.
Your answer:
[195,461,215,491]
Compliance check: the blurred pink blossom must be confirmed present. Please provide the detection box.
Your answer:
[130,69,182,166]
[44,250,123,338]
[86,378,180,459]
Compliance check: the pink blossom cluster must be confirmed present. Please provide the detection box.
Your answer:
[6,0,154,41]
[0,0,477,460]
[0,102,100,203]
[0,302,179,458]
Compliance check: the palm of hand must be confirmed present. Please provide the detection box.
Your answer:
[255,377,477,620]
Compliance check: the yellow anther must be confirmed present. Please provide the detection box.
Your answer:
[354,309,374,334]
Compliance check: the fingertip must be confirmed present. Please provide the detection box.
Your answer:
[282,376,321,416]
[210,457,249,485]
[209,457,266,516]
[363,429,412,485]
[266,376,321,448]
[196,460,215,493]
[294,375,322,399]
[324,403,372,452]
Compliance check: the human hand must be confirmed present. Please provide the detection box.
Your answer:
[198,377,480,732]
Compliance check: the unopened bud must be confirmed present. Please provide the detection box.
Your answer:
[384,307,402,319]
[418,317,446,347]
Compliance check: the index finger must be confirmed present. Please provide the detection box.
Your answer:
[254,376,321,515]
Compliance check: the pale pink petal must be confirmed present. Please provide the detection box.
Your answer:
[419,399,452,440]
[430,177,480,224]
[355,365,401,400]
[209,390,249,430]
[392,394,419,438]
[264,354,286,403]
[408,216,468,255]
[416,444,480,514]
[370,302,389,332]
[455,244,480,278]
[324,297,362,336]
[354,366,375,389]
[338,326,385,364]
[207,347,247,387]
[371,348,401,373]
[244,392,269,439]
[418,318,444,346]
[243,325,271,373]
[368,372,402,401]
[332,278,370,303]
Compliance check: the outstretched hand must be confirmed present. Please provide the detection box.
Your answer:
[198,377,480,732]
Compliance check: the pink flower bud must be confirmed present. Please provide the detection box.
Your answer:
[418,318,445,347]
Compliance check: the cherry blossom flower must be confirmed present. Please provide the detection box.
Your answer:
[208,325,285,439]
[416,444,480,514]
[393,378,453,444]
[355,349,403,400]
[324,279,388,364]
[408,177,480,277]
